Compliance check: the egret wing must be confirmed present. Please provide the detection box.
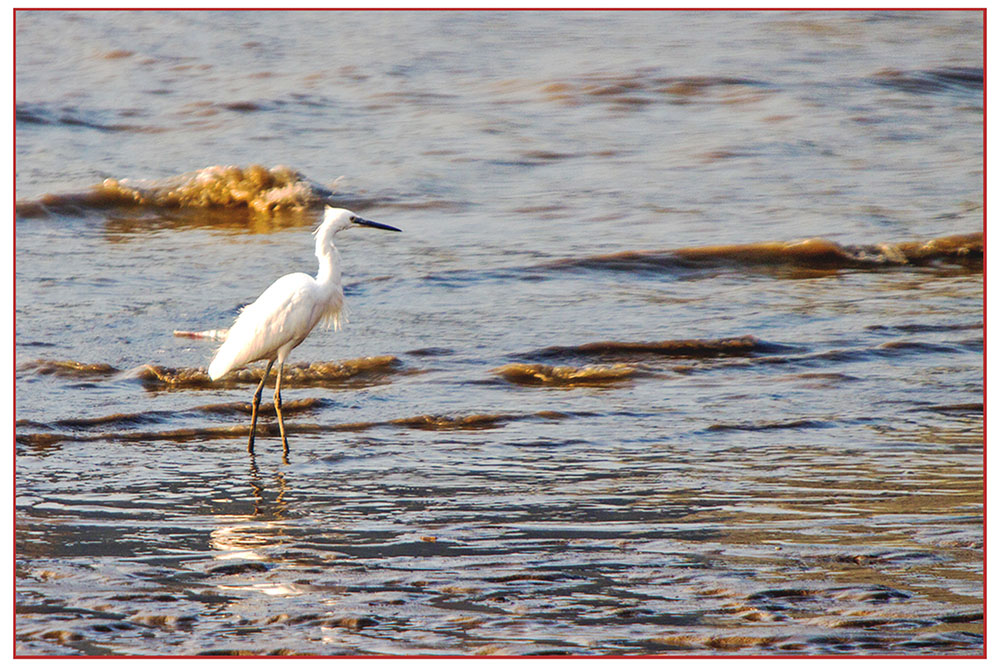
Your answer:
[208,273,318,378]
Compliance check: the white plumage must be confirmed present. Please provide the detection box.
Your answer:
[209,206,400,455]
[208,272,345,380]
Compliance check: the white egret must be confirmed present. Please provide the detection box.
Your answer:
[208,206,400,455]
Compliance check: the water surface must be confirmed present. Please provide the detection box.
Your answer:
[15,10,983,656]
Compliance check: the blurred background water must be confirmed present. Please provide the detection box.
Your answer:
[15,10,983,656]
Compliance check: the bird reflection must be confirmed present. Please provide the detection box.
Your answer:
[208,460,293,558]
[248,457,290,520]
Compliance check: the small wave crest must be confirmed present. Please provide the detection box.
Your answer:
[493,362,637,386]
[536,71,772,109]
[869,66,983,95]
[389,414,514,430]
[18,359,119,378]
[16,101,163,134]
[138,355,402,389]
[707,418,832,432]
[526,335,770,363]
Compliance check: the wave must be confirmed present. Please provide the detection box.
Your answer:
[15,165,470,219]
[536,71,773,109]
[388,414,514,430]
[524,335,777,363]
[15,409,574,448]
[19,355,404,389]
[138,355,403,389]
[492,362,637,386]
[869,67,983,96]
[911,403,983,415]
[545,232,982,274]
[16,102,164,134]
[707,418,833,432]
[15,398,331,432]
[17,359,119,378]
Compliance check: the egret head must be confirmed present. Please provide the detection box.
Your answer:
[319,206,401,238]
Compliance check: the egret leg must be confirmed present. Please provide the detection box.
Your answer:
[247,359,274,455]
[274,361,289,455]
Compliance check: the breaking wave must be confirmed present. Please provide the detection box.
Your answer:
[546,233,982,274]
[15,165,340,217]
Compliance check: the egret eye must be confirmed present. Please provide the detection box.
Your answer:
[349,216,358,223]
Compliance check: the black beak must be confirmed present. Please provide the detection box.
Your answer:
[352,216,401,232]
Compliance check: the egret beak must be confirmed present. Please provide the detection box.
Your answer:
[352,216,401,232]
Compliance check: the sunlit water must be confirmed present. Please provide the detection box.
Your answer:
[15,10,982,656]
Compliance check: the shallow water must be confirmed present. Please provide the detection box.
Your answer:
[15,10,983,656]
